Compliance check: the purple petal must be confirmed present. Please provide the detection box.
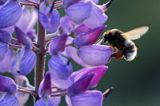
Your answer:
[73,24,92,36]
[73,25,105,47]
[48,55,73,79]
[0,0,8,4]
[65,46,89,67]
[83,3,108,28]
[39,1,50,14]
[0,0,22,28]
[50,74,72,89]
[35,98,57,106]
[0,30,11,43]
[64,0,81,7]
[78,45,112,66]
[0,49,14,73]
[16,8,38,33]
[66,2,92,24]
[15,26,32,49]
[38,72,52,97]
[0,75,16,94]
[0,43,8,60]
[15,48,36,75]
[49,34,68,55]
[0,26,14,34]
[0,94,19,106]
[71,65,108,87]
[26,29,37,41]
[91,0,99,4]
[49,96,61,106]
[39,8,60,33]
[68,73,94,96]
[48,55,73,89]
[49,10,60,32]
[60,16,76,34]
[66,90,103,106]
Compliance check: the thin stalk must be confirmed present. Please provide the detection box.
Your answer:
[9,43,40,53]
[20,2,39,8]
[34,16,46,98]
[17,88,37,97]
[51,92,67,97]
[51,90,67,94]
[17,86,35,91]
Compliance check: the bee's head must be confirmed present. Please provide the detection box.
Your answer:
[103,30,113,42]
[103,29,123,43]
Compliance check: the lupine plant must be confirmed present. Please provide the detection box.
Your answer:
[0,0,144,106]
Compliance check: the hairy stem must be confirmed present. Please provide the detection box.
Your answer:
[34,17,46,98]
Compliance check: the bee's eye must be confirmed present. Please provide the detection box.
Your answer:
[108,31,112,35]
[104,35,109,41]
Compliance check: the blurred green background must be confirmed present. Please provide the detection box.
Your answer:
[99,0,160,106]
[26,0,160,106]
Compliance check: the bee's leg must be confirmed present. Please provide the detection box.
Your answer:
[111,50,124,60]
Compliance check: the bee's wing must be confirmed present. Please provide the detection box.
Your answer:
[122,26,149,40]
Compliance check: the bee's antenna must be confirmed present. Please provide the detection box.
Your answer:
[103,0,114,11]
[103,86,114,99]
[106,0,113,8]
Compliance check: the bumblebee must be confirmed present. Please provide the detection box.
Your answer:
[102,26,149,61]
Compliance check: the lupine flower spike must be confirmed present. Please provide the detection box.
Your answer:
[0,0,149,105]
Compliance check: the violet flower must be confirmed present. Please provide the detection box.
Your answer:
[0,25,36,75]
[73,25,105,48]
[71,65,108,88]
[60,16,76,34]
[0,30,14,73]
[65,0,112,28]
[0,30,11,60]
[0,74,34,106]
[35,72,60,106]
[65,45,112,66]
[0,49,14,73]
[14,75,34,106]
[48,54,73,89]
[16,8,38,41]
[12,47,36,75]
[73,24,92,35]
[0,75,19,106]
[48,63,108,106]
[0,0,144,105]
[78,45,112,66]
[12,27,37,75]
[39,1,60,33]
[64,46,89,67]
[49,34,68,55]
[15,26,32,49]
[66,70,104,106]
[66,90,103,106]
[0,0,22,28]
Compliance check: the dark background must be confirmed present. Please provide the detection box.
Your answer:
[26,0,160,105]
[99,0,160,106]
